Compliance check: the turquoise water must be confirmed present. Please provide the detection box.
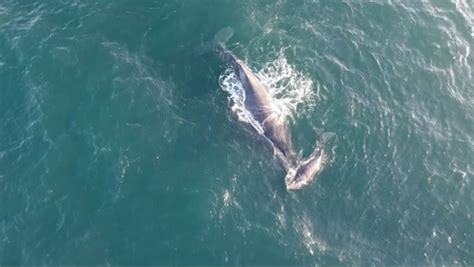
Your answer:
[1,0,473,265]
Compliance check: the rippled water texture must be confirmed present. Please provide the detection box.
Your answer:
[0,0,473,265]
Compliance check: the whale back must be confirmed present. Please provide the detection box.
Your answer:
[232,58,296,162]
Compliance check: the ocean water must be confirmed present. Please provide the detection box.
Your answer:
[0,0,473,265]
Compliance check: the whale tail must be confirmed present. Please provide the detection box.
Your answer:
[194,27,234,57]
[285,147,324,190]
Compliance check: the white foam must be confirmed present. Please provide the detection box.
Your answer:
[295,212,327,256]
[218,53,316,133]
[219,69,265,134]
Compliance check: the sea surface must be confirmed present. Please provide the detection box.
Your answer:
[1,0,473,265]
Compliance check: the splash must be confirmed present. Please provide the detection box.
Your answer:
[256,55,316,120]
[218,53,316,133]
[219,69,265,134]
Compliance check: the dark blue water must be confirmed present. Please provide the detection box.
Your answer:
[1,0,473,265]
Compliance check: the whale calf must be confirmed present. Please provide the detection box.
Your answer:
[199,27,324,190]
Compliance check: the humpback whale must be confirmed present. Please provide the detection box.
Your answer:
[199,28,324,190]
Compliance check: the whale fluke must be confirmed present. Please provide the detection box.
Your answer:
[194,27,233,57]
[213,27,234,46]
